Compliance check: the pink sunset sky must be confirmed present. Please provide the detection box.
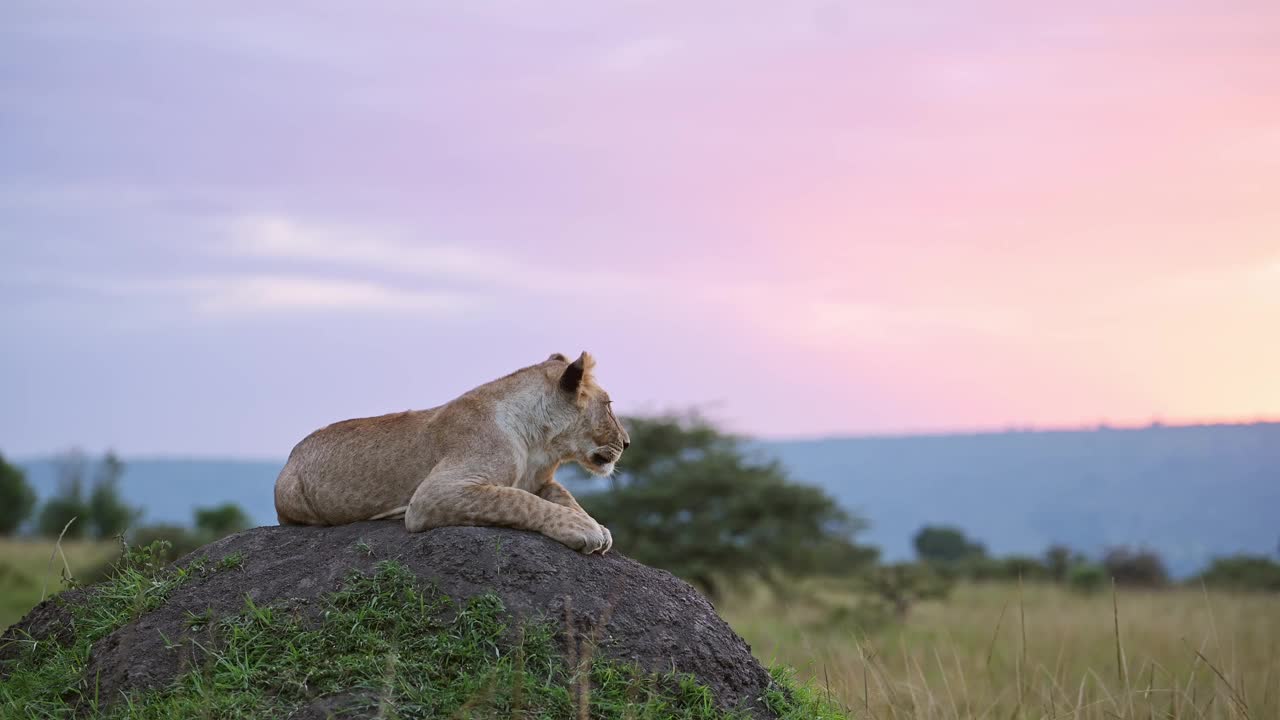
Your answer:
[2,1,1278,458]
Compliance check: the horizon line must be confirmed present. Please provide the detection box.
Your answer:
[12,417,1280,463]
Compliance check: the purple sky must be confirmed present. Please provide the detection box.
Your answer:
[3,1,1278,458]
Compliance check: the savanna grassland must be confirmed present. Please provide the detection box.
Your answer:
[3,539,1278,720]
[722,579,1280,720]
[0,538,121,629]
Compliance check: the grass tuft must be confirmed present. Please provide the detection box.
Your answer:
[215,552,244,572]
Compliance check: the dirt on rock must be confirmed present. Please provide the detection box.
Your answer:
[2,522,778,717]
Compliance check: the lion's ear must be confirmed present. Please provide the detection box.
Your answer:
[547,352,568,362]
[559,351,593,393]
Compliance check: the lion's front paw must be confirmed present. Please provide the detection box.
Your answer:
[598,525,613,554]
[554,515,609,555]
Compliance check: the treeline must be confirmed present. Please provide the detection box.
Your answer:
[0,450,251,564]
[910,525,1280,593]
[1,449,136,540]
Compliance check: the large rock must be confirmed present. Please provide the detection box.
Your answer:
[4,522,777,716]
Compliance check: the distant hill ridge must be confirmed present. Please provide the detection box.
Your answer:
[17,422,1280,577]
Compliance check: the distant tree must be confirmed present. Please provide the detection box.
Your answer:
[194,503,252,538]
[581,412,877,600]
[913,525,987,565]
[37,449,90,539]
[1102,547,1169,588]
[1196,554,1280,593]
[87,451,138,539]
[863,562,952,619]
[1044,544,1087,583]
[0,452,36,535]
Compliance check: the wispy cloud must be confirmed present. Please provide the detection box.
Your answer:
[224,215,507,281]
[187,274,474,316]
[220,214,1078,341]
[220,214,656,296]
[6,268,477,318]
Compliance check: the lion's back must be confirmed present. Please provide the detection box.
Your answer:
[273,371,550,526]
[276,409,444,524]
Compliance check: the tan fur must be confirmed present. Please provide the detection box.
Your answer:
[273,352,630,554]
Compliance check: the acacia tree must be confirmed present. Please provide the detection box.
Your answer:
[579,413,876,600]
[0,452,36,535]
[87,451,138,539]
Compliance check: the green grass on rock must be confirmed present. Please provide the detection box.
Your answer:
[1,542,845,719]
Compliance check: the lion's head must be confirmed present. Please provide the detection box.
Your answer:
[547,351,629,476]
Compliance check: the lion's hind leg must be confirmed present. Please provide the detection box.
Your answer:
[275,465,324,526]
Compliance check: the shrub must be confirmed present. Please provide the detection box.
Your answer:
[1067,563,1107,594]
[913,525,987,565]
[194,502,252,537]
[862,562,953,619]
[1196,554,1280,592]
[37,497,89,540]
[1102,547,1169,588]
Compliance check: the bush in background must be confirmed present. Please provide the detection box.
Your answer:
[194,503,252,537]
[1067,563,1107,594]
[913,525,987,566]
[862,562,953,619]
[0,452,36,535]
[1196,554,1280,593]
[1103,547,1169,588]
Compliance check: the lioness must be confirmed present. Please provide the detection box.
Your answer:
[273,352,629,554]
